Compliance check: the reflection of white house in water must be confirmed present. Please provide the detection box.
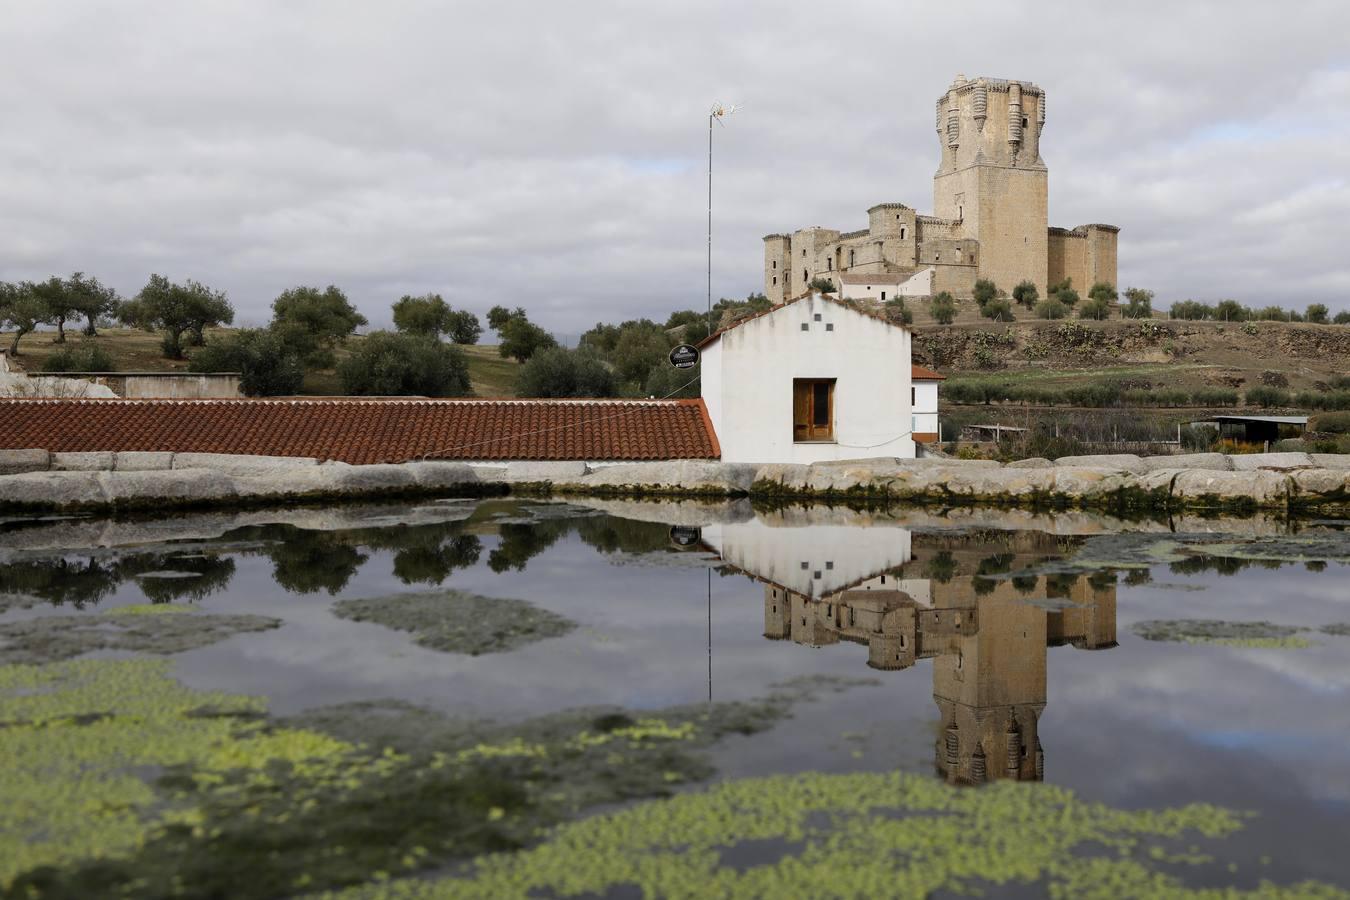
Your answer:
[705,517,1117,785]
[700,517,914,599]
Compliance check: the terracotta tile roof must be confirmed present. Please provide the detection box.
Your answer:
[697,293,905,350]
[911,364,945,381]
[0,398,720,464]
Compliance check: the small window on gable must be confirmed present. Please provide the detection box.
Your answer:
[801,322,809,331]
[813,313,821,321]
[793,378,836,443]
[825,323,833,331]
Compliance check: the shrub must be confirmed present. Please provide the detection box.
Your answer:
[515,346,617,398]
[807,276,836,294]
[1192,387,1239,407]
[1334,311,1350,325]
[1088,282,1117,303]
[981,298,1014,322]
[40,342,116,373]
[1122,287,1153,319]
[972,279,998,308]
[1011,280,1039,308]
[1306,303,1329,324]
[1330,376,1350,390]
[929,292,957,325]
[189,329,303,396]
[1055,286,1080,307]
[1244,386,1289,408]
[1033,298,1067,320]
[1047,278,1073,299]
[1078,297,1111,320]
[1180,425,1219,452]
[337,331,471,396]
[885,296,914,325]
[1311,411,1350,434]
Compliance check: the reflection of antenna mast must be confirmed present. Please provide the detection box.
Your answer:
[707,567,713,704]
[708,102,739,336]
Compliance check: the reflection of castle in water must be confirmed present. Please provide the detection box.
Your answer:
[702,518,1117,785]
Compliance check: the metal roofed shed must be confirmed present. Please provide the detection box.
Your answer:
[1206,415,1308,446]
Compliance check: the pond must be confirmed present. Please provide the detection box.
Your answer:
[2,497,1349,899]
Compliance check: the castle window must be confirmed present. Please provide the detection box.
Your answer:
[826,258,832,271]
[802,249,806,257]
[849,249,855,266]
[804,268,808,281]
[1022,117,1028,128]
[793,378,835,443]
[958,205,963,219]
[900,226,906,239]
[772,276,777,285]
[772,260,777,269]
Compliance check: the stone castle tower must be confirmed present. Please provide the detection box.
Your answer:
[763,75,1118,304]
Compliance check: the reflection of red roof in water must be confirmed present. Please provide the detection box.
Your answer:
[0,398,721,464]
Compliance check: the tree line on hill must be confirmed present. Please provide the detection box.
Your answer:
[0,269,774,399]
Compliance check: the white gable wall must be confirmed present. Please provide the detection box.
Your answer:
[913,379,939,437]
[701,295,915,463]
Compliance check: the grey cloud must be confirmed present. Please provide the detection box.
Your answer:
[2,0,1349,333]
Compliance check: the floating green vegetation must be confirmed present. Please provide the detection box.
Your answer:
[332,590,576,656]
[321,770,1347,900]
[0,607,282,664]
[1133,619,1313,649]
[2,650,869,898]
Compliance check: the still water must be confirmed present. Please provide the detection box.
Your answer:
[2,497,1348,898]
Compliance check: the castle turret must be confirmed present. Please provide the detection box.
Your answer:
[933,75,1049,298]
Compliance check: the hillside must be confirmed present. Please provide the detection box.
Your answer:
[3,329,525,398]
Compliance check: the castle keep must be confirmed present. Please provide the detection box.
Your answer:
[763,75,1118,303]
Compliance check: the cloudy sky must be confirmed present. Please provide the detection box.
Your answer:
[3,1,1348,333]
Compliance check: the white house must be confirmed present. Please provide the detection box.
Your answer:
[911,364,943,444]
[699,293,937,464]
[835,268,933,302]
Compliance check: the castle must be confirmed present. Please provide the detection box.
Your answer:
[763,75,1119,303]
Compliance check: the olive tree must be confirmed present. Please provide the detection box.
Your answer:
[120,274,234,359]
[270,285,367,367]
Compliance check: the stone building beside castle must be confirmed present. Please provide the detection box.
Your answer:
[763,75,1118,303]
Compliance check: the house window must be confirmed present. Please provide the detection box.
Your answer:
[825,323,833,331]
[793,378,836,443]
[801,322,809,331]
[813,313,821,321]
[912,387,916,405]
[881,291,887,301]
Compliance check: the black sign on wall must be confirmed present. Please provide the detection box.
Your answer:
[669,344,700,369]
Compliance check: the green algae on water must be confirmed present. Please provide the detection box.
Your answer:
[0,607,282,664]
[332,590,576,655]
[318,770,1348,900]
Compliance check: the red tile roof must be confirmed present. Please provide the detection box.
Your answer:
[0,398,720,464]
[911,364,945,381]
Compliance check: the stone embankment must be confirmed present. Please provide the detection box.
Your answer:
[1,449,1348,515]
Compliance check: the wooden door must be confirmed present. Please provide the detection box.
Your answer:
[793,379,834,442]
